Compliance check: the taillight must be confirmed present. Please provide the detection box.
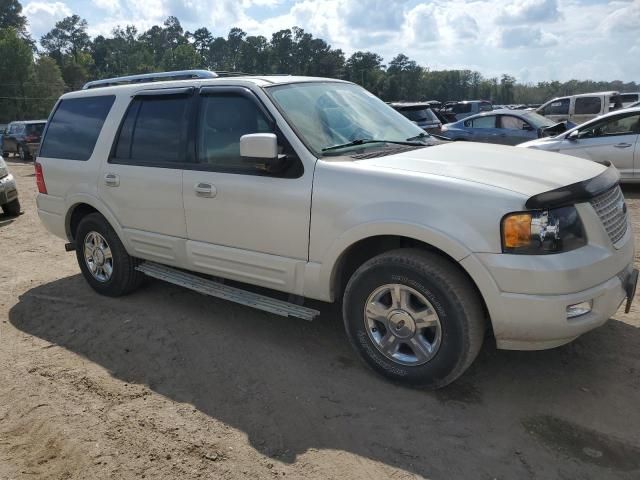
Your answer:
[35,162,47,194]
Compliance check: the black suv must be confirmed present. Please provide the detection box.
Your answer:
[2,120,47,161]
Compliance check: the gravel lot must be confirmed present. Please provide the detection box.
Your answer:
[1,158,640,480]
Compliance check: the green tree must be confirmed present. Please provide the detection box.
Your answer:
[26,56,65,117]
[0,27,33,121]
[41,14,90,64]
[162,43,200,70]
[0,0,27,35]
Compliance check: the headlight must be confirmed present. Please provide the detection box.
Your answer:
[501,206,586,254]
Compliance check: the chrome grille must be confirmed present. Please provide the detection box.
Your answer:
[590,186,628,244]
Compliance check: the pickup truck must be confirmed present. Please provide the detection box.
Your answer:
[35,70,637,388]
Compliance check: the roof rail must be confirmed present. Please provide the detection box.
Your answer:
[82,70,218,90]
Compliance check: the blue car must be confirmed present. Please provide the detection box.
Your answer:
[441,109,572,145]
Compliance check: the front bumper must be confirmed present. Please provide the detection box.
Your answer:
[461,203,636,350]
[0,173,18,205]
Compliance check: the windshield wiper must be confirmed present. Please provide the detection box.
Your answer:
[406,132,430,141]
[321,138,425,152]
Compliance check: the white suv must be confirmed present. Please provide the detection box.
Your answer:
[35,70,637,388]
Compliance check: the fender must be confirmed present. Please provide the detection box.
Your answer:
[303,220,472,302]
[64,193,132,253]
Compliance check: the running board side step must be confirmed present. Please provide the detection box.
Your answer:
[136,261,320,321]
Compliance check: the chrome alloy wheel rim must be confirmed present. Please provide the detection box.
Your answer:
[83,231,113,282]
[364,284,442,366]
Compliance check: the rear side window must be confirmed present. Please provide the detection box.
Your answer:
[26,123,46,135]
[471,116,497,128]
[112,95,190,166]
[455,103,472,114]
[575,97,602,115]
[479,102,493,112]
[40,96,115,161]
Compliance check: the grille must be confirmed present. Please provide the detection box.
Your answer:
[590,185,628,244]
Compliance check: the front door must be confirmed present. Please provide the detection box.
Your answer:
[98,89,192,264]
[182,87,312,294]
[497,115,537,145]
[559,111,640,179]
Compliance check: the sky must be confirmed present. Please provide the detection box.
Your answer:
[20,0,640,83]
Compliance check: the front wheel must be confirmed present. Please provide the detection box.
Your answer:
[75,212,144,296]
[342,249,485,389]
[17,145,27,161]
[1,198,21,216]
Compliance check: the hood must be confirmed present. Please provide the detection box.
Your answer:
[358,141,606,197]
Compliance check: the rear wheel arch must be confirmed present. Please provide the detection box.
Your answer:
[66,201,124,247]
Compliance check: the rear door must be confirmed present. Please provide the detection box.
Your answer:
[99,88,193,265]
[573,96,602,125]
[466,115,499,143]
[558,111,640,179]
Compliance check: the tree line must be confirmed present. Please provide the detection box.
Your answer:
[0,0,637,124]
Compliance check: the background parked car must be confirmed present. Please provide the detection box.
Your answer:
[2,120,47,161]
[519,107,640,180]
[440,109,565,145]
[388,102,442,134]
[0,124,6,153]
[441,100,493,121]
[0,155,20,216]
[536,91,622,125]
[620,92,639,107]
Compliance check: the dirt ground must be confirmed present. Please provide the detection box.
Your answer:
[1,158,639,480]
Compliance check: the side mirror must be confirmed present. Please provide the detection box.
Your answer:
[240,133,287,172]
[567,130,580,141]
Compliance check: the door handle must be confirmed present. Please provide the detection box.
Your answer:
[194,182,217,198]
[614,143,632,148]
[104,173,119,187]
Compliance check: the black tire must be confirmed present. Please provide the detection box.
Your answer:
[342,248,485,389]
[75,212,144,297]
[1,198,21,216]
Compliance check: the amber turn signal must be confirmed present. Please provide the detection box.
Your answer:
[502,213,532,248]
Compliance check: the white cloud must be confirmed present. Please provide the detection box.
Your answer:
[496,0,562,24]
[494,25,559,48]
[601,0,640,33]
[404,3,440,44]
[91,0,120,13]
[24,1,73,38]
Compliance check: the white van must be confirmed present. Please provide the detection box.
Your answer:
[536,91,623,125]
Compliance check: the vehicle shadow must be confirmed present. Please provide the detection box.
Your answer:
[0,212,16,227]
[9,275,640,479]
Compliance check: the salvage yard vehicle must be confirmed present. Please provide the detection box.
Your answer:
[35,70,638,388]
[0,155,20,216]
[442,100,493,121]
[536,91,623,125]
[520,107,640,181]
[2,120,47,161]
[441,109,568,145]
[388,102,442,134]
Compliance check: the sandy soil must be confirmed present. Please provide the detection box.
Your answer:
[1,158,639,480]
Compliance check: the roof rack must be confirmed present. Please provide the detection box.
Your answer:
[82,70,218,90]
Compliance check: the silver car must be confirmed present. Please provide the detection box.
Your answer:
[519,107,640,181]
[0,156,20,216]
[441,109,561,145]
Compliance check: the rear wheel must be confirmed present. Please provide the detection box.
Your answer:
[75,213,144,296]
[342,249,485,389]
[1,198,21,216]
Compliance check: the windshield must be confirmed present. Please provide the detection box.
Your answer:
[521,111,556,128]
[267,82,426,155]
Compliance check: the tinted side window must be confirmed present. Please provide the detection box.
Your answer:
[197,94,272,173]
[575,97,601,115]
[40,96,115,161]
[455,103,472,114]
[542,98,569,116]
[112,95,190,165]
[479,102,493,112]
